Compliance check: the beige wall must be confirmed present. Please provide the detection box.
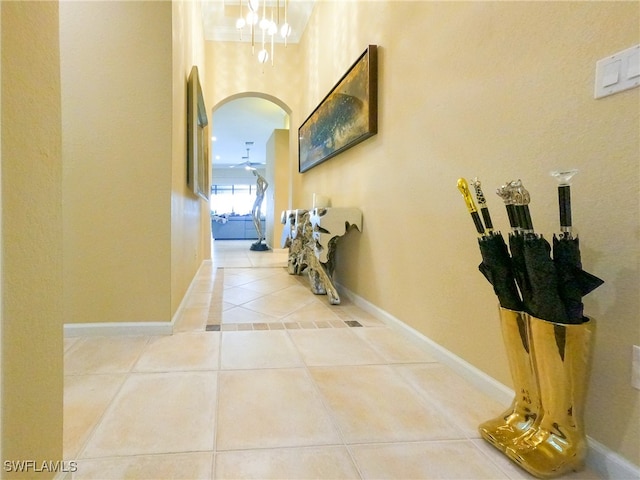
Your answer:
[297,1,639,466]
[1,1,3,460]
[61,1,173,323]
[171,0,211,315]
[204,41,304,207]
[1,1,209,471]
[60,0,209,323]
[208,0,639,467]
[1,2,63,476]
[0,0,634,472]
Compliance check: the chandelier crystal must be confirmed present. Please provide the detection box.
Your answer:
[236,0,292,66]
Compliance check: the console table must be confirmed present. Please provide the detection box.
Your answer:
[281,207,362,304]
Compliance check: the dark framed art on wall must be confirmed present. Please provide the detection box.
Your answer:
[187,65,210,200]
[298,45,378,173]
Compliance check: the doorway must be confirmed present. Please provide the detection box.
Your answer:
[210,95,291,249]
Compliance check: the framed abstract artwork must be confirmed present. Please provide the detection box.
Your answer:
[187,65,210,200]
[298,45,378,173]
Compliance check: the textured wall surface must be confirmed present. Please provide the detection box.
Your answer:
[170,0,212,316]
[60,2,173,324]
[296,1,639,465]
[1,2,64,475]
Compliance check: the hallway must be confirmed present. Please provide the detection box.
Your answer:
[63,240,600,479]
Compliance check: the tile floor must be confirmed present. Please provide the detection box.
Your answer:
[63,240,601,479]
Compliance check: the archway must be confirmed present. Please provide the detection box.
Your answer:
[210,94,291,249]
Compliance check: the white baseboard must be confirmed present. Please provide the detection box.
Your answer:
[64,321,173,337]
[338,286,514,405]
[63,260,210,338]
[586,438,640,479]
[338,285,640,480]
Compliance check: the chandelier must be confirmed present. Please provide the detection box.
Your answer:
[235,0,292,65]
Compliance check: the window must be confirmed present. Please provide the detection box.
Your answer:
[210,184,266,217]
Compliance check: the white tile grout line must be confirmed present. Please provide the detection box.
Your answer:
[63,249,638,478]
[285,327,366,479]
[337,283,640,480]
[208,266,367,331]
[67,336,154,465]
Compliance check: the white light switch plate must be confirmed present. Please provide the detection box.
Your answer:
[595,44,640,99]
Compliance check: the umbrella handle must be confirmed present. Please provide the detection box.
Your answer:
[512,180,534,234]
[472,177,494,233]
[558,185,572,235]
[517,205,534,233]
[496,183,520,233]
[551,170,578,238]
[457,178,485,236]
[505,204,519,231]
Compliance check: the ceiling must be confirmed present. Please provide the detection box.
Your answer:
[211,97,288,168]
[202,0,315,44]
[202,0,315,169]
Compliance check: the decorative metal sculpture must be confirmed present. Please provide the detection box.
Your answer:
[280,207,362,305]
[250,170,269,251]
[281,209,308,275]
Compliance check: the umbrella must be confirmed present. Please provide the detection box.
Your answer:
[553,235,604,323]
[498,180,567,323]
[496,182,520,233]
[511,179,534,234]
[478,233,523,311]
[472,178,495,233]
[457,178,486,236]
[458,178,523,311]
[463,175,604,326]
[496,181,532,312]
[508,232,529,310]
[522,234,568,323]
[550,170,604,324]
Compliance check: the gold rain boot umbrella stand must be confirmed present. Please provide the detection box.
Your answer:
[457,174,603,479]
[505,315,595,478]
[478,307,540,453]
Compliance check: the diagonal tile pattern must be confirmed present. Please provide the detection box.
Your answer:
[64,240,602,479]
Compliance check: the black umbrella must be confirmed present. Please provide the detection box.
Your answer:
[458,178,523,311]
[511,179,534,234]
[508,232,529,310]
[523,234,568,323]
[498,180,567,322]
[478,233,523,311]
[550,170,604,324]
[496,182,532,313]
[553,235,604,323]
[457,178,486,236]
[472,178,495,234]
[496,182,520,234]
